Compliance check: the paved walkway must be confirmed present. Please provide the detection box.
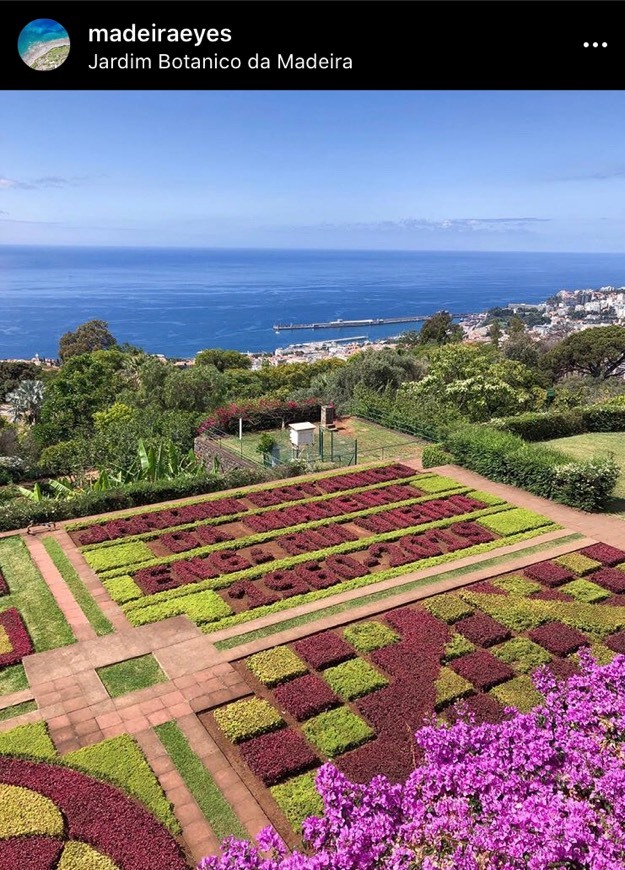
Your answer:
[1,459,622,864]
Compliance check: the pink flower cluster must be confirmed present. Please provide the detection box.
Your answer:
[202,653,625,870]
[0,607,34,667]
[198,398,322,435]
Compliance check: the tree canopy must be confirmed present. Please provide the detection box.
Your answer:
[417,311,464,346]
[195,348,252,371]
[59,319,117,362]
[543,325,625,380]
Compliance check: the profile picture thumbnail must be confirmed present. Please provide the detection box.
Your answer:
[18,19,70,71]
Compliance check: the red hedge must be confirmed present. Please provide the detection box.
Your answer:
[445,691,506,726]
[529,622,588,657]
[295,632,355,669]
[0,835,63,869]
[450,650,514,690]
[524,562,575,587]
[580,543,625,567]
[455,612,511,647]
[273,674,339,721]
[0,758,187,870]
[0,607,34,668]
[606,629,625,654]
[239,728,319,786]
[590,567,625,594]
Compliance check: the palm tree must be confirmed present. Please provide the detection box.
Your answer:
[6,380,44,424]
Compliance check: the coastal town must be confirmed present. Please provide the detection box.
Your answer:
[4,285,625,371]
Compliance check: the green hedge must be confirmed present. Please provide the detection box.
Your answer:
[441,424,619,511]
[214,698,284,743]
[322,659,388,701]
[342,621,398,653]
[0,468,268,533]
[301,708,373,757]
[422,444,455,468]
[492,404,625,442]
[246,647,308,687]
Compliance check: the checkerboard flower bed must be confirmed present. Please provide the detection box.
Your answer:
[273,675,339,721]
[591,567,625,594]
[524,561,575,587]
[580,543,625,567]
[0,608,34,668]
[529,622,589,657]
[450,650,515,690]
[455,612,511,647]
[213,698,284,743]
[295,633,355,670]
[246,647,308,687]
[239,729,319,786]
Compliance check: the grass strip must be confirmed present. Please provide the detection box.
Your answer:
[0,699,37,722]
[98,484,476,577]
[213,531,582,650]
[42,537,114,636]
[154,721,249,841]
[0,664,28,696]
[0,536,75,667]
[97,654,167,698]
[70,460,425,532]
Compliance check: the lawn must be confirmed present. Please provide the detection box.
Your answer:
[97,653,167,698]
[540,432,625,509]
[221,415,425,466]
[0,536,75,696]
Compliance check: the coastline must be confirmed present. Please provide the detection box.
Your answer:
[22,38,69,66]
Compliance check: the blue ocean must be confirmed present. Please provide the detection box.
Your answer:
[2,246,625,360]
[17,19,68,57]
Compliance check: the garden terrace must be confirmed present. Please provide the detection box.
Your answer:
[72,465,559,633]
[199,540,625,840]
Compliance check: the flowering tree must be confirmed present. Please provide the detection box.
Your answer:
[199,652,625,870]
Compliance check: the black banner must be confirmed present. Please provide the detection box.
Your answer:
[1,1,619,89]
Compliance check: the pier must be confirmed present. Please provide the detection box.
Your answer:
[272,314,468,331]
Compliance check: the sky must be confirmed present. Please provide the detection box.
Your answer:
[2,90,625,251]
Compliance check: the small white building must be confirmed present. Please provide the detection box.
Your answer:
[289,422,316,451]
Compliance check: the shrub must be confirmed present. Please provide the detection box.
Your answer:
[84,541,154,573]
[273,675,339,722]
[435,667,473,709]
[560,578,610,604]
[525,561,575,587]
[246,647,308,687]
[322,659,388,701]
[492,574,541,596]
[529,622,588,657]
[415,475,460,494]
[269,771,323,833]
[423,594,474,624]
[478,508,550,536]
[555,552,602,576]
[455,612,511,647]
[239,729,319,786]
[450,650,515,690]
[343,621,399,654]
[492,637,551,674]
[490,674,542,712]
[302,708,374,758]
[213,698,284,743]
[421,445,454,468]
[589,568,625,594]
[295,633,355,670]
[442,633,476,662]
[580,544,625,567]
[442,423,619,511]
[0,569,7,596]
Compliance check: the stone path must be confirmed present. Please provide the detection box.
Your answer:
[2,459,623,864]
